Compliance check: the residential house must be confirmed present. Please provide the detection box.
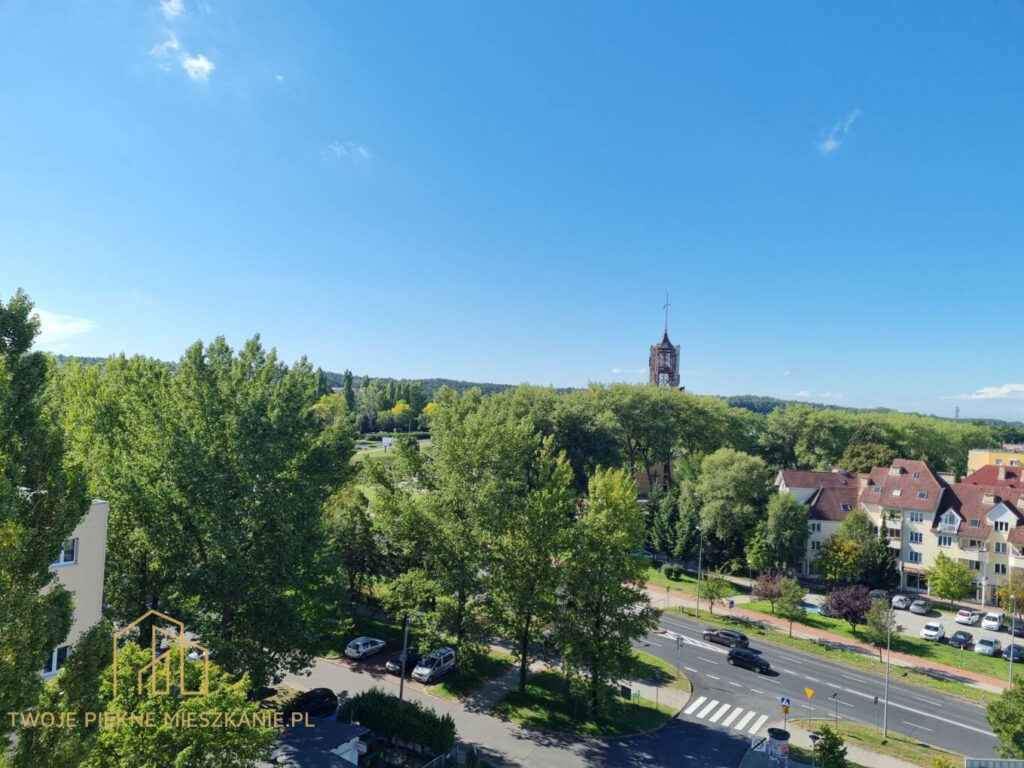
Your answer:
[775,469,860,576]
[46,499,109,676]
[962,464,1024,489]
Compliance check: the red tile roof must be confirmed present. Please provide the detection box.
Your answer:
[858,459,947,512]
[807,485,860,522]
[777,469,857,490]
[962,464,1024,488]
[936,483,1024,542]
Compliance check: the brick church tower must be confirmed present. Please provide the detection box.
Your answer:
[649,294,681,388]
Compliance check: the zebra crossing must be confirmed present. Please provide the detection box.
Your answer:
[683,695,769,735]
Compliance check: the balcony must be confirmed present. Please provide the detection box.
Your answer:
[937,521,959,534]
[1011,552,1024,570]
[886,529,902,541]
[959,547,986,561]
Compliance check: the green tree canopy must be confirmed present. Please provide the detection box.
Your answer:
[926,553,976,608]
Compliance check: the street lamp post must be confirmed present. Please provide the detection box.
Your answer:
[831,692,839,729]
[809,733,820,767]
[1011,595,1018,689]
[883,604,893,737]
[695,526,705,618]
[398,614,411,705]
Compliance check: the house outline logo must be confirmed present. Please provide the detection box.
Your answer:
[113,609,209,696]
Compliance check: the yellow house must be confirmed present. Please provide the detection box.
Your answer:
[968,447,1024,473]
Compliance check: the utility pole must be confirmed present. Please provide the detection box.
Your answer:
[398,614,410,705]
[1011,595,1018,689]
[695,526,704,618]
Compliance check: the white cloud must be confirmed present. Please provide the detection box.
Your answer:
[950,384,1024,401]
[818,109,862,155]
[182,53,214,81]
[795,390,810,397]
[160,0,184,18]
[818,391,844,400]
[611,367,646,376]
[327,141,371,161]
[33,310,97,351]
[275,74,285,83]
[149,33,181,69]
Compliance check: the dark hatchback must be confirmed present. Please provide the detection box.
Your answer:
[703,629,749,648]
[284,688,338,719]
[1010,620,1024,639]
[727,647,771,673]
[1004,644,1024,663]
[385,647,422,676]
[949,631,974,649]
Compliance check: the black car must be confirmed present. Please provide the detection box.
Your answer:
[1004,644,1024,663]
[702,629,749,648]
[727,647,771,674]
[385,647,422,675]
[284,688,338,719]
[1010,620,1024,639]
[949,631,973,649]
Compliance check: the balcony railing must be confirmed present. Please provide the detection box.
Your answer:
[937,522,959,533]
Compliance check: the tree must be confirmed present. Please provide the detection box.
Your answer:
[0,290,91,751]
[859,538,900,591]
[821,585,873,634]
[926,553,976,609]
[837,509,874,546]
[814,536,862,583]
[862,599,901,661]
[996,572,1024,619]
[747,494,808,572]
[751,572,784,614]
[815,723,850,768]
[701,572,732,615]
[553,468,658,717]
[776,577,806,637]
[987,679,1024,757]
[694,448,771,565]
[323,486,381,609]
[840,441,897,474]
[342,369,356,413]
[390,400,414,429]
[650,485,679,555]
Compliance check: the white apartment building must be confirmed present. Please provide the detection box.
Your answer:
[45,499,109,676]
[775,469,859,576]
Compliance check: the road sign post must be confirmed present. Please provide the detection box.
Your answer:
[728,599,735,617]
[780,697,791,729]
[675,635,683,674]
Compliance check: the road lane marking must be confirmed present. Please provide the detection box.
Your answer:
[709,703,731,723]
[748,714,769,734]
[734,711,756,731]
[706,674,720,680]
[697,699,720,718]
[751,688,765,694]
[778,668,796,674]
[841,673,868,682]
[799,704,813,710]
[906,693,939,706]
[684,696,707,715]
[721,708,743,727]
[904,721,933,732]
[728,681,743,688]
[804,676,819,682]
[698,657,720,665]
[684,667,699,673]
[825,681,842,688]
[840,688,992,737]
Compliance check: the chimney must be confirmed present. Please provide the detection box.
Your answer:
[984,492,998,505]
[999,466,1007,481]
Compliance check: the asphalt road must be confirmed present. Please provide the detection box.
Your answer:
[634,612,1001,760]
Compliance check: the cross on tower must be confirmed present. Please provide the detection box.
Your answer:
[663,293,671,334]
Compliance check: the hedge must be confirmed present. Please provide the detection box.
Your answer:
[339,687,455,756]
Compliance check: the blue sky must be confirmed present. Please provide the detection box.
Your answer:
[2,2,1023,420]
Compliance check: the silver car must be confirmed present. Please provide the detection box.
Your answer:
[909,599,931,615]
[891,595,912,610]
[975,637,1002,656]
[344,636,386,659]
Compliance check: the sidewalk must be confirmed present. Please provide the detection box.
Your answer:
[737,724,920,768]
[647,582,1009,693]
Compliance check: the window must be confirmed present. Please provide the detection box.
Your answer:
[808,522,822,533]
[43,645,69,676]
[909,511,924,523]
[872,486,882,494]
[907,550,922,563]
[995,542,1008,554]
[938,535,952,547]
[891,489,903,497]
[995,521,1010,533]
[969,539,982,548]
[912,471,920,479]
[841,504,852,512]
[52,538,77,566]
[1012,460,1021,467]
[968,560,981,571]
[996,459,1004,466]
[908,531,922,543]
[810,540,822,551]
[917,491,927,499]
[969,519,981,527]
[995,563,1008,575]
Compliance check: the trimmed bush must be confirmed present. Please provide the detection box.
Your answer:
[339,687,455,756]
[663,564,683,580]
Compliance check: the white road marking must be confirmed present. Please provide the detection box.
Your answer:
[684,696,707,715]
[907,693,939,706]
[706,674,721,681]
[841,688,993,737]
[748,714,769,734]
[904,721,933,732]
[799,704,813,710]
[841,673,868,682]
[698,657,720,665]
[697,699,720,718]
[721,707,743,727]
[825,681,842,688]
[778,668,796,675]
[684,666,699,673]
[734,711,756,731]
[709,703,731,723]
[750,688,765,695]
[728,681,743,688]
[776,654,801,663]
[804,676,819,682]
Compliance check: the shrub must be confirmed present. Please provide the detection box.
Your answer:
[339,687,455,756]
[663,564,682,580]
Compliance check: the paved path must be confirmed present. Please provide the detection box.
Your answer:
[737,723,922,768]
[646,583,1009,693]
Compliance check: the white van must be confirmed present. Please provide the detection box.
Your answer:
[411,647,456,683]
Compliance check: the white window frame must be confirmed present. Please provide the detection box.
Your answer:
[995,542,1008,554]
[938,535,952,547]
[995,521,1010,533]
[909,531,923,544]
[43,645,70,677]
[995,563,1008,575]
[907,550,922,564]
[909,511,924,523]
[51,538,78,567]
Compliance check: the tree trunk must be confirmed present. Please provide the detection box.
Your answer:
[455,588,466,648]
[221,603,234,643]
[518,613,532,695]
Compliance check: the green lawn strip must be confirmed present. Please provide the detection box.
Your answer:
[786,742,869,768]
[644,566,750,597]
[257,684,303,710]
[675,607,999,706]
[629,650,692,693]
[492,670,674,736]
[431,648,515,700]
[791,718,962,768]
[742,600,1012,680]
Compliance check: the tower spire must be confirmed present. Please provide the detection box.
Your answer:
[663,292,671,335]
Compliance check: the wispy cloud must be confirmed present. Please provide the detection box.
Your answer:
[149,33,180,70]
[160,0,184,18]
[818,391,844,400]
[949,384,1024,401]
[275,74,285,83]
[327,141,371,162]
[818,110,861,155]
[611,367,646,376]
[795,390,810,397]
[182,54,214,80]
[33,310,97,351]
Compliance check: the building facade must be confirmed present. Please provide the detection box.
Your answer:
[968,446,1024,473]
[45,499,109,676]
[776,469,860,576]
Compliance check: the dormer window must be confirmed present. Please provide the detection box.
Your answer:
[969,518,981,527]
[889,466,903,476]
[912,471,920,479]
[983,493,997,505]
[995,521,1010,533]
[891,489,903,497]
[917,492,927,499]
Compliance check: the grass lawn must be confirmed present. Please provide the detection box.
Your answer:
[644,566,749,598]
[792,719,962,768]
[492,670,674,736]
[675,607,1000,706]
[629,650,692,693]
[432,648,514,700]
[742,599,1013,681]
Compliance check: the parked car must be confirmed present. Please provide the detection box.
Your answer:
[727,647,771,674]
[385,647,421,676]
[1011,619,1024,639]
[919,622,945,641]
[982,613,1004,632]
[949,630,973,649]
[1004,644,1024,663]
[955,610,981,625]
[868,589,889,601]
[412,647,456,683]
[975,637,1002,656]
[909,599,931,615]
[702,629,749,648]
[284,688,338,719]
[891,595,912,610]
[344,636,386,660]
